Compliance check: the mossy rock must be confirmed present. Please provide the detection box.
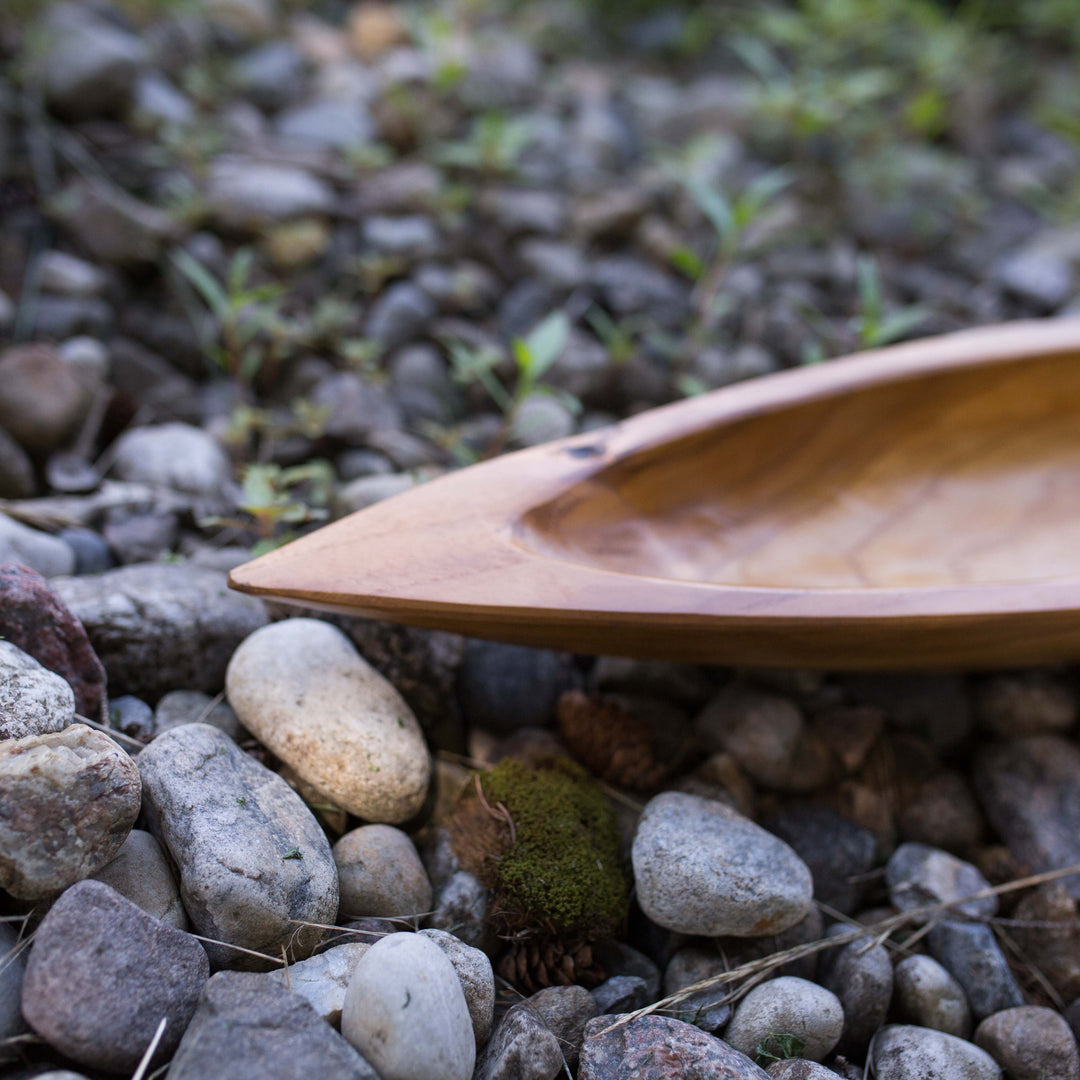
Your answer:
[452,756,628,942]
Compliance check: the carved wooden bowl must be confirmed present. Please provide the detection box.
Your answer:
[229,319,1080,668]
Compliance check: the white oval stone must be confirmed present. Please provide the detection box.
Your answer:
[631,791,813,936]
[226,619,430,822]
[341,933,475,1080]
[111,422,232,496]
[724,976,844,1062]
[872,1024,1002,1080]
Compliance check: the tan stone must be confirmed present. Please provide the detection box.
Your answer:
[226,619,431,822]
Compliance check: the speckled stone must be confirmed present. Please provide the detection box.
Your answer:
[632,792,813,936]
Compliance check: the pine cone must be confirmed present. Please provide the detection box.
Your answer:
[556,690,667,791]
[497,934,606,994]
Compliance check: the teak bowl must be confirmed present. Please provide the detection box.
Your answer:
[229,318,1080,669]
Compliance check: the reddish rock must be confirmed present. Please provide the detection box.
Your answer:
[0,563,107,718]
[579,1015,769,1080]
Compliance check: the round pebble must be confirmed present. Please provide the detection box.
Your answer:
[724,976,845,1063]
[894,954,971,1038]
[871,1024,1002,1080]
[226,619,431,823]
[334,824,433,919]
[341,932,476,1080]
[0,724,140,899]
[886,842,996,920]
[631,791,813,936]
[91,828,187,929]
[974,1006,1080,1080]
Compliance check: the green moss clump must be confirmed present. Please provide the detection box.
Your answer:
[478,757,628,941]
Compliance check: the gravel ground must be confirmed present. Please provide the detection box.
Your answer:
[2,0,1080,1076]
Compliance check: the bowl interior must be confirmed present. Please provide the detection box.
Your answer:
[517,350,1080,590]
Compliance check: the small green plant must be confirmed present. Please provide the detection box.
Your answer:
[752,1031,806,1065]
[171,248,285,386]
[680,168,792,265]
[203,462,334,556]
[446,310,572,453]
[434,113,534,175]
[584,307,643,365]
[851,255,928,349]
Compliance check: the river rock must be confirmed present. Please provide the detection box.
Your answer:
[886,842,996,920]
[154,689,243,740]
[724,977,844,1063]
[767,1064,846,1080]
[207,158,335,231]
[21,880,208,1073]
[0,516,76,578]
[49,177,178,265]
[663,945,733,1033]
[458,639,578,735]
[169,971,379,1080]
[871,1024,1002,1080]
[226,619,431,823]
[53,563,269,700]
[0,563,107,718]
[341,932,476,1080]
[927,921,1024,1021]
[893,954,971,1038]
[592,975,650,1015]
[265,943,370,1025]
[631,791,813,936]
[91,828,187,929]
[0,725,140,899]
[137,723,339,967]
[110,422,232,496]
[696,685,824,791]
[364,281,437,350]
[475,1003,565,1080]
[765,804,876,915]
[578,1014,769,1079]
[976,672,1077,736]
[41,9,147,120]
[975,1006,1080,1079]
[0,641,75,740]
[524,984,598,1072]
[335,824,433,919]
[974,735,1080,898]
[417,929,494,1047]
[821,938,893,1056]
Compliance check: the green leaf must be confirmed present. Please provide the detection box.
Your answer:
[519,311,570,382]
[683,176,734,242]
[239,345,264,385]
[227,249,254,296]
[856,254,883,322]
[867,306,930,347]
[669,246,706,281]
[240,465,282,511]
[171,249,229,320]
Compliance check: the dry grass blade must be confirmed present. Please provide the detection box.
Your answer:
[130,1017,167,1080]
[596,861,1080,1036]
[186,934,285,966]
[74,714,147,751]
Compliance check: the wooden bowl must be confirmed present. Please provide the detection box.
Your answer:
[229,319,1080,669]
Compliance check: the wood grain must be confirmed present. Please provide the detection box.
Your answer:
[229,318,1080,669]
